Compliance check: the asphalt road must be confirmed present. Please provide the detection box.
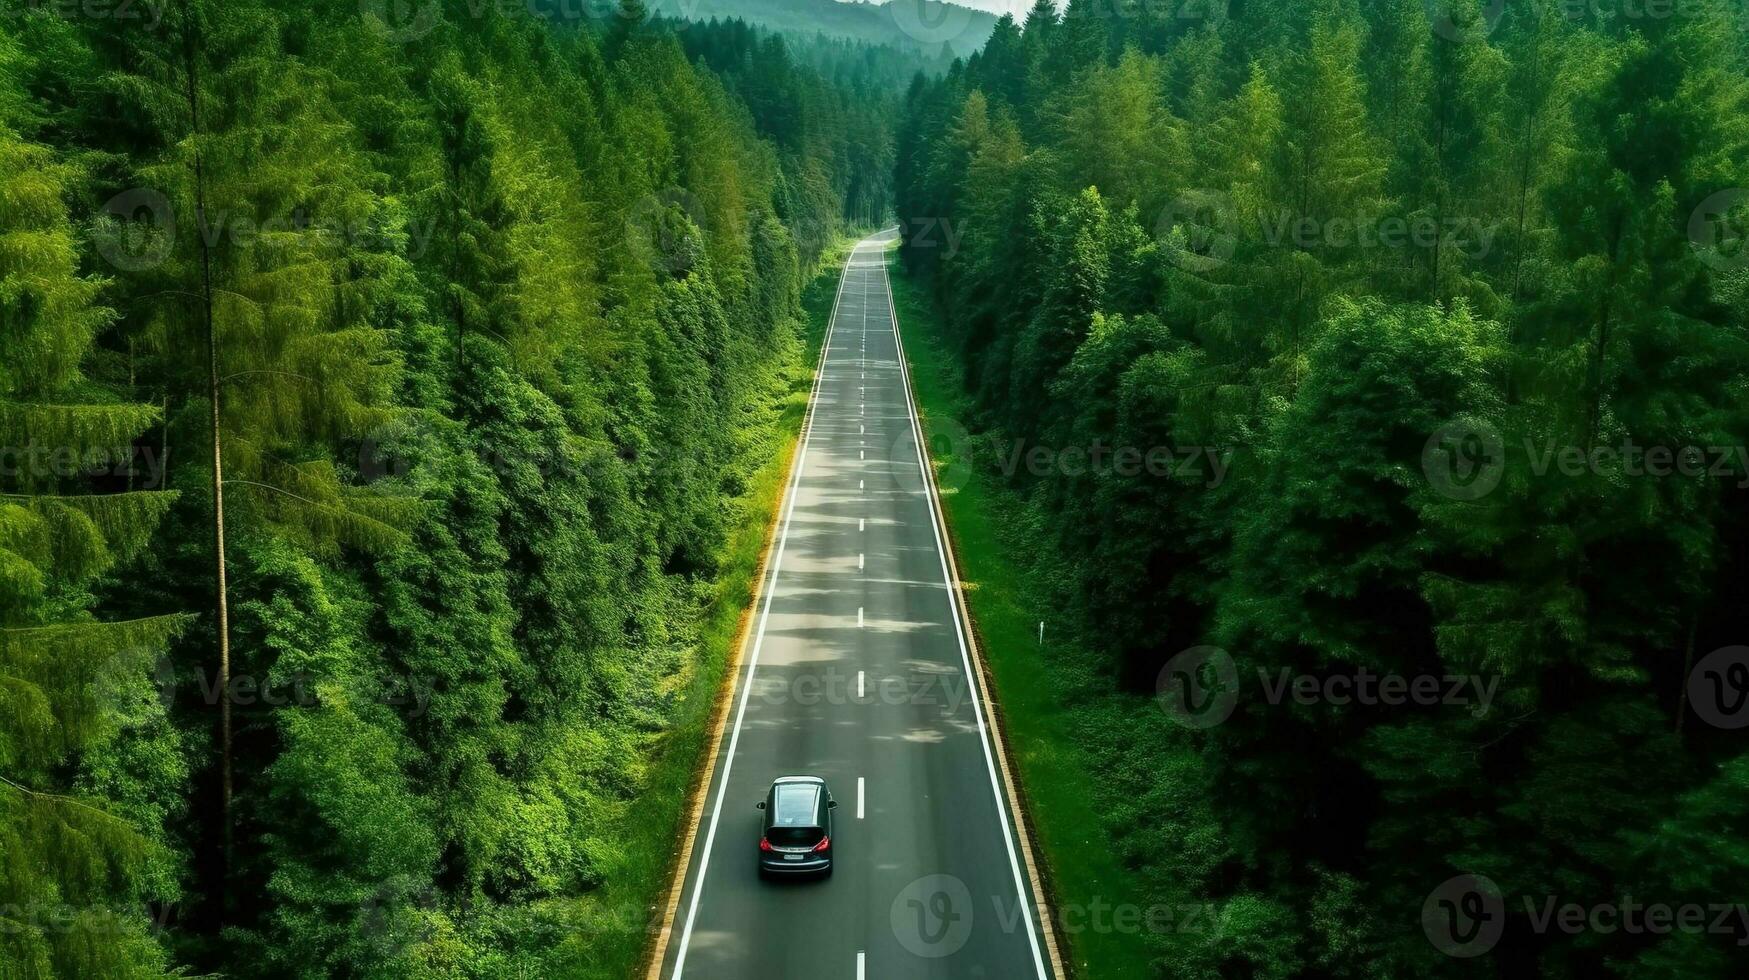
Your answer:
[659,231,1054,979]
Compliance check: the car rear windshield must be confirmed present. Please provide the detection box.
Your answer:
[768,825,823,847]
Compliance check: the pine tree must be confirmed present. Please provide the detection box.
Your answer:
[1008,186,1111,438]
[1265,16,1388,384]
[0,35,187,979]
[1050,50,1185,214]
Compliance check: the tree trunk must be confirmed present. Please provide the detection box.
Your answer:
[180,0,233,909]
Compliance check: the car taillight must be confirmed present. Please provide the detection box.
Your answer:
[759,837,773,852]
[812,836,830,852]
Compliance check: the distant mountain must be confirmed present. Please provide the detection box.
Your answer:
[915,0,1033,18]
[645,0,999,59]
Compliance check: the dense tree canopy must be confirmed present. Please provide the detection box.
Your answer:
[0,1,900,976]
[896,0,1749,975]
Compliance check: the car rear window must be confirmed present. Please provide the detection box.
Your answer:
[772,785,818,826]
[768,825,823,847]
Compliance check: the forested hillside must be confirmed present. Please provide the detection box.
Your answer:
[0,0,897,976]
[896,0,1749,976]
[644,0,999,60]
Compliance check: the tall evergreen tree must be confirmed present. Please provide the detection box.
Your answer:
[0,33,187,978]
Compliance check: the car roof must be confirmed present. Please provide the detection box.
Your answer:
[771,782,821,826]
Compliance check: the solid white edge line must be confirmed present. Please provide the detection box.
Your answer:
[671,238,857,979]
[880,241,1051,979]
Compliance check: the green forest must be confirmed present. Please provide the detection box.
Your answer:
[895,0,1749,976]
[6,0,1749,976]
[0,1,903,976]
[645,0,1000,61]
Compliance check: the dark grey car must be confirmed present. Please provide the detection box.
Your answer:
[756,775,836,879]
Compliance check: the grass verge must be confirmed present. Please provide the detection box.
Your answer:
[887,258,1159,980]
[565,236,860,980]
